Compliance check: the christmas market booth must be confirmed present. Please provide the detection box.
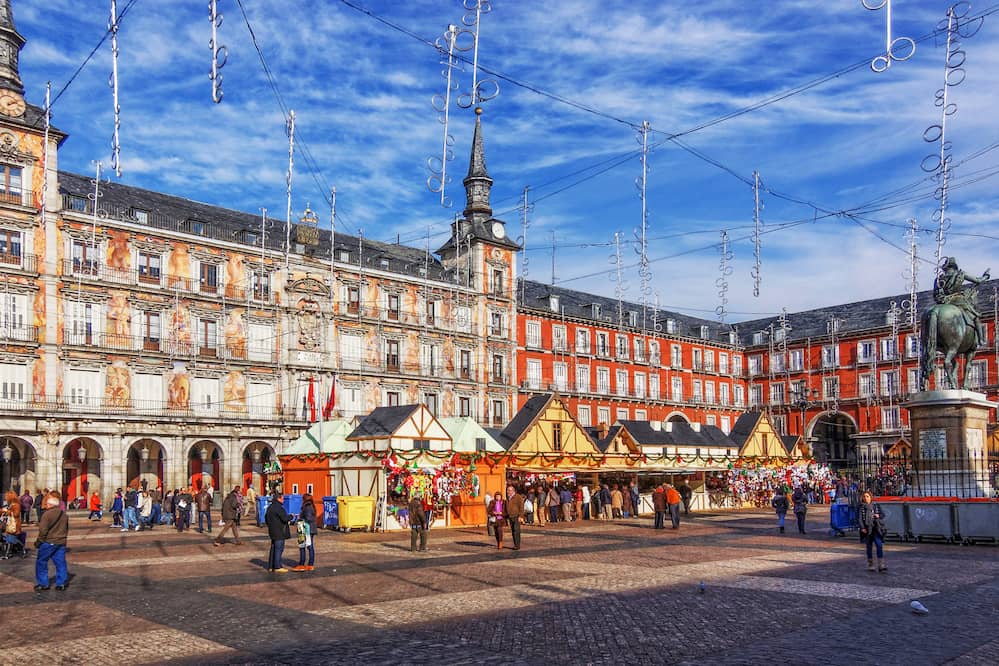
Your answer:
[280,405,505,531]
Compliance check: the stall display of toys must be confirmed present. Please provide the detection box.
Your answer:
[382,454,480,509]
[726,461,834,508]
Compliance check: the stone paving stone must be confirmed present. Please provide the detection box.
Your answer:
[1,628,234,665]
[0,601,165,648]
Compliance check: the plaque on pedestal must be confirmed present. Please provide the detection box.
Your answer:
[904,390,995,498]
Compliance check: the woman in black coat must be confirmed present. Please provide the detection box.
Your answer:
[858,490,887,573]
[294,494,318,571]
[264,494,292,572]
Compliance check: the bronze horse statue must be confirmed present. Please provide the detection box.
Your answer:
[920,303,979,390]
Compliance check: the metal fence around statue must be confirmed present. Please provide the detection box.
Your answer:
[856,451,998,498]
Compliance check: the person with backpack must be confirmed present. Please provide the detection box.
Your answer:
[858,490,888,573]
[771,487,789,534]
[791,485,808,534]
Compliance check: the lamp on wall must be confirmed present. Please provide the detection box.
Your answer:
[252,446,262,463]
[77,442,87,463]
[199,445,209,461]
[140,443,150,461]
[1,439,12,463]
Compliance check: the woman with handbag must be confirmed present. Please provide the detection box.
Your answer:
[487,492,505,549]
[858,491,887,572]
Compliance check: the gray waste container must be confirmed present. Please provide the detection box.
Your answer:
[954,502,999,544]
[908,501,956,542]
[879,502,909,541]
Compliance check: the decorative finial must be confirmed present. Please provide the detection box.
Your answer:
[475,106,483,116]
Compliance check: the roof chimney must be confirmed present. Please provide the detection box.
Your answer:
[597,422,609,439]
[650,420,662,431]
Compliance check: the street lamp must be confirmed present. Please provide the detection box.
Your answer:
[77,441,87,463]
[252,446,262,463]
[797,388,819,437]
[1,439,11,463]
[140,443,150,461]
[199,445,209,461]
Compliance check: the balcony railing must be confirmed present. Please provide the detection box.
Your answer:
[0,188,36,208]
[60,258,278,304]
[0,252,38,272]
[60,329,275,361]
[0,324,38,343]
[1,395,308,422]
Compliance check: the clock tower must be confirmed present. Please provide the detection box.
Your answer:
[0,0,26,117]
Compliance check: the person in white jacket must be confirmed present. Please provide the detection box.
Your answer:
[139,490,153,530]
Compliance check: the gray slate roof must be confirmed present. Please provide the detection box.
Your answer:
[780,435,801,456]
[58,172,452,282]
[497,394,552,450]
[737,278,999,347]
[727,411,763,449]
[346,404,420,440]
[518,279,731,343]
[617,419,737,449]
[586,424,624,453]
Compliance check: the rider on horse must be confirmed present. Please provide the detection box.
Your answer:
[933,257,989,346]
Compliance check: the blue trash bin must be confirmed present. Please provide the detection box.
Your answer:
[283,493,303,517]
[322,496,339,530]
[256,495,272,527]
[829,504,858,536]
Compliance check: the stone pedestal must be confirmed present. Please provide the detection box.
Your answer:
[905,390,995,498]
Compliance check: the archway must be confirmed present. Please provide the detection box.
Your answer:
[665,411,690,424]
[188,441,222,492]
[62,438,103,503]
[0,437,36,495]
[126,439,166,490]
[809,412,859,468]
[241,442,275,494]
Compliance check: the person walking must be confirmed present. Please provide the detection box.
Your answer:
[195,487,213,534]
[599,484,612,520]
[858,491,888,572]
[293,493,318,570]
[524,488,536,525]
[122,486,139,532]
[610,485,623,518]
[264,493,293,572]
[791,486,808,534]
[110,489,123,528]
[560,485,573,523]
[487,492,505,549]
[652,484,667,529]
[175,487,193,532]
[581,484,591,520]
[34,489,45,524]
[87,491,102,521]
[772,487,789,534]
[629,482,640,519]
[546,485,560,524]
[244,485,259,525]
[214,486,243,547]
[504,485,525,551]
[34,492,69,592]
[678,481,693,515]
[666,483,682,529]
[534,484,546,527]
[409,493,428,553]
[19,490,33,525]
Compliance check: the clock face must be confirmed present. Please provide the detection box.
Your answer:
[0,91,24,118]
[491,222,505,239]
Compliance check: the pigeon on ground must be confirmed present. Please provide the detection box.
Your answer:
[698,581,706,594]
[910,600,929,615]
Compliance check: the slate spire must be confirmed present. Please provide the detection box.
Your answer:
[462,107,493,222]
[0,0,25,94]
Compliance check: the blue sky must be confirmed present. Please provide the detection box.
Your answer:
[14,1,999,323]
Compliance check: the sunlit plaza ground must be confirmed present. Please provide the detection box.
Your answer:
[2,507,998,665]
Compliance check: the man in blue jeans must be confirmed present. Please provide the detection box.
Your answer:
[34,492,70,592]
[264,493,292,572]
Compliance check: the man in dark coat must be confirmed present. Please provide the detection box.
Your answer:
[195,487,213,533]
[214,486,243,547]
[175,487,193,532]
[652,485,667,529]
[264,494,292,572]
[503,485,525,550]
[409,494,428,553]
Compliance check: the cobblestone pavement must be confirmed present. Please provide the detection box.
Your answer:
[1,508,996,665]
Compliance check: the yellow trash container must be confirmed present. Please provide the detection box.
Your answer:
[336,495,375,532]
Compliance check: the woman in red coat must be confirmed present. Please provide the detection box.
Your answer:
[88,492,102,521]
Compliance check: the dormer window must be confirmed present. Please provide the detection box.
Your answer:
[132,209,149,224]
[240,229,259,245]
[67,195,87,212]
[665,318,676,334]
[752,331,765,345]
[550,295,560,313]
[379,257,390,269]
[700,325,710,340]
[628,311,637,327]
[591,304,601,319]
[338,250,350,262]
[183,219,207,236]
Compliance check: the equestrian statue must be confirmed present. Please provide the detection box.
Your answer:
[920,257,990,390]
